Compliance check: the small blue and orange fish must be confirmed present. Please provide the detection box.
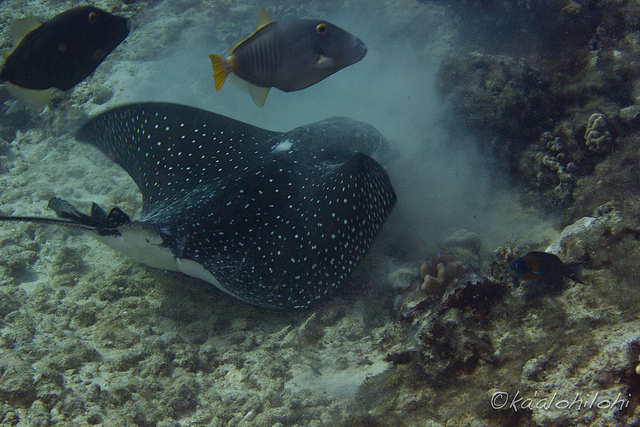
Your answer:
[509,251,585,284]
[208,8,367,107]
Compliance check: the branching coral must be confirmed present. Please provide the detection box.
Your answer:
[584,113,614,153]
[419,254,464,294]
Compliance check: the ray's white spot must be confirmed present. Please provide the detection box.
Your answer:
[272,139,294,153]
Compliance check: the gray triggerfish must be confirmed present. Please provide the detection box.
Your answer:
[208,8,367,107]
[0,6,129,112]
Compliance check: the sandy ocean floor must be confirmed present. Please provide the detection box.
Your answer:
[1,0,640,426]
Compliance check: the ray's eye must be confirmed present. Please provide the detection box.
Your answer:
[88,11,98,23]
[316,23,327,34]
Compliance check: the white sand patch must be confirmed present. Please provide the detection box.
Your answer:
[286,358,389,400]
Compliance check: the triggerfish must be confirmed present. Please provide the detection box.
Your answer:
[208,8,367,107]
[509,251,585,284]
[0,6,130,111]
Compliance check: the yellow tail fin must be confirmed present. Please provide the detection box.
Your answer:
[209,53,227,91]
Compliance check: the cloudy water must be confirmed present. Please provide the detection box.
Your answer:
[0,1,638,425]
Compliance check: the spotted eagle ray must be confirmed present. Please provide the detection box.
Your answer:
[0,102,396,309]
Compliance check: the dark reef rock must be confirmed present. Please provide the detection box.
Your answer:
[436,0,640,211]
[392,277,509,385]
[424,0,598,60]
[438,52,556,159]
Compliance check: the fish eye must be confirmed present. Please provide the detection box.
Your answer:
[316,23,327,34]
[88,11,98,23]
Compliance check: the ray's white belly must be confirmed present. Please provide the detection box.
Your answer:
[93,229,253,305]
[94,232,179,271]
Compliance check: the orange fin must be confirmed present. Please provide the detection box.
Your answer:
[208,53,227,91]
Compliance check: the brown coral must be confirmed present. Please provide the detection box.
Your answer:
[419,254,464,294]
[584,113,614,153]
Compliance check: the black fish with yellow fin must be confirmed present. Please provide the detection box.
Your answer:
[0,6,129,111]
[509,251,585,284]
[208,7,367,107]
